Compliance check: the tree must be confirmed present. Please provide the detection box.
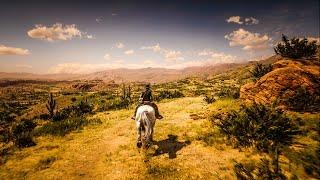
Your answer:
[274,34,317,59]
[211,103,300,177]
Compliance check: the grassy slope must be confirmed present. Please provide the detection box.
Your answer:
[1,57,319,179]
[0,97,260,179]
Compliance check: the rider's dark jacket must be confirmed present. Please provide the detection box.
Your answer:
[141,89,153,101]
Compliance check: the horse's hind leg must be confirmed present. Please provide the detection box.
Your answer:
[150,119,156,142]
[136,122,142,148]
[150,127,154,142]
[144,123,153,148]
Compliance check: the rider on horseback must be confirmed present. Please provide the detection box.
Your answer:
[131,84,163,120]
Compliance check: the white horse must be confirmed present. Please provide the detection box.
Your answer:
[135,105,157,148]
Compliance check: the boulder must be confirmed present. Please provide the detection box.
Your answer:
[240,59,320,108]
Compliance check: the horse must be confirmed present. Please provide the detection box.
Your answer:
[135,105,157,148]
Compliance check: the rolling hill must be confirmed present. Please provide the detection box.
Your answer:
[0,62,251,83]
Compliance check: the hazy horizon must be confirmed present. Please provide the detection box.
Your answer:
[0,0,319,74]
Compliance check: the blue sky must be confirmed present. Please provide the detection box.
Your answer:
[0,0,319,74]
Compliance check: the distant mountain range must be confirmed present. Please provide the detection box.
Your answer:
[0,56,279,83]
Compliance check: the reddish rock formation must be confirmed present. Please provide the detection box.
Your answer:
[240,59,320,108]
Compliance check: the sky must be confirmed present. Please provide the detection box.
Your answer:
[0,0,319,74]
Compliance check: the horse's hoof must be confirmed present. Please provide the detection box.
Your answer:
[137,141,142,148]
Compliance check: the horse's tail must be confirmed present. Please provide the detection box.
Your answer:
[141,111,152,141]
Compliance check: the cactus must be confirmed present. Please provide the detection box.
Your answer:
[46,93,56,119]
[119,84,131,108]
[127,85,132,102]
[121,84,126,101]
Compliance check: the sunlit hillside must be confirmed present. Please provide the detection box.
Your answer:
[1,0,319,179]
[1,52,319,179]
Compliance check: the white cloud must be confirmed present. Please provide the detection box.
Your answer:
[224,28,272,51]
[198,49,215,56]
[115,42,125,49]
[245,17,259,25]
[141,43,184,62]
[104,53,111,60]
[141,43,161,52]
[210,52,237,63]
[124,49,134,55]
[226,16,243,24]
[227,16,259,25]
[197,49,238,65]
[164,50,184,62]
[165,52,238,69]
[27,23,92,42]
[0,45,30,55]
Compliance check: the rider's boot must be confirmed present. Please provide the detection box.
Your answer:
[156,113,163,119]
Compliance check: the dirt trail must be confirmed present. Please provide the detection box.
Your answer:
[0,97,248,179]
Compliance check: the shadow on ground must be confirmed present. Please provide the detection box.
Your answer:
[153,134,191,159]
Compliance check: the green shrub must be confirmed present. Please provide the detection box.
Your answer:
[216,86,240,99]
[0,111,16,143]
[12,119,37,148]
[203,95,216,104]
[39,113,50,120]
[210,103,300,179]
[155,90,184,101]
[211,103,299,151]
[75,99,93,115]
[211,103,300,178]
[35,117,89,136]
[71,97,77,102]
[274,34,318,59]
[53,107,73,121]
[284,86,320,112]
[1,113,36,148]
[250,63,272,80]
[53,99,93,121]
[98,98,130,111]
[193,89,207,96]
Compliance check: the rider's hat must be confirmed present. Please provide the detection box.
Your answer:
[145,83,151,89]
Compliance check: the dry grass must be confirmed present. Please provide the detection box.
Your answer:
[0,97,281,179]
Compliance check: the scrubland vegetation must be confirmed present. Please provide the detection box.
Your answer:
[0,35,319,179]
[274,34,318,59]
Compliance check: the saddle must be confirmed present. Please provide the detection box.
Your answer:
[137,98,163,119]
[140,100,154,106]
[139,98,151,104]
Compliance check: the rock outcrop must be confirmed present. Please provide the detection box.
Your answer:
[240,58,320,109]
